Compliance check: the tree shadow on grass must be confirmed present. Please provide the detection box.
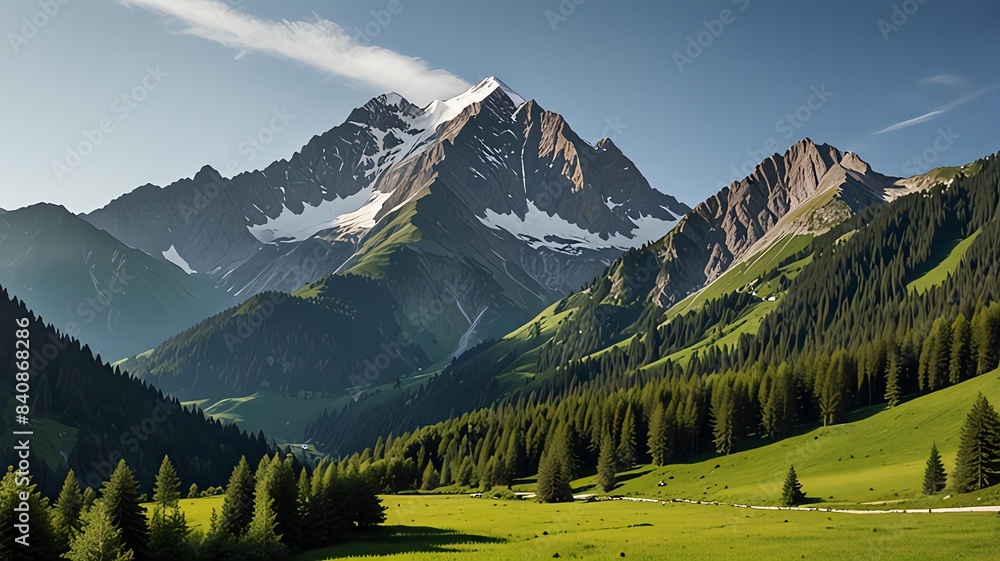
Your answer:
[295,525,506,560]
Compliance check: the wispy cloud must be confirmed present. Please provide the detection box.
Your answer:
[875,84,998,134]
[116,0,470,104]
[921,74,965,87]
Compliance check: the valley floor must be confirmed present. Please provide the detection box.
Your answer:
[290,494,999,560]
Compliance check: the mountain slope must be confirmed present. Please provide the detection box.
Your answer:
[111,77,690,405]
[0,204,234,360]
[306,147,993,455]
[0,286,268,497]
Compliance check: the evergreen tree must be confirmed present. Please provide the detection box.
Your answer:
[780,465,806,506]
[953,394,1000,493]
[241,491,285,561]
[646,402,671,466]
[616,404,637,469]
[100,460,149,560]
[195,509,241,561]
[64,502,134,561]
[710,386,737,454]
[420,461,440,491]
[148,507,189,561]
[53,469,85,551]
[220,456,255,537]
[0,468,59,560]
[949,314,973,385]
[922,443,947,495]
[884,348,902,407]
[536,433,573,503]
[152,457,182,509]
[597,431,617,493]
[148,457,189,561]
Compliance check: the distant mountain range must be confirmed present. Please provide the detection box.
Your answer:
[2,75,992,463]
[72,77,689,400]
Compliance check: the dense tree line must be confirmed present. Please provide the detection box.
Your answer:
[0,288,270,499]
[0,453,385,560]
[311,154,1000,465]
[312,155,1000,500]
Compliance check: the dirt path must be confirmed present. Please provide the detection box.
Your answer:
[617,496,1000,514]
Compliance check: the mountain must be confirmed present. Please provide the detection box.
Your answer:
[304,141,977,454]
[107,77,690,403]
[0,286,268,498]
[0,203,235,360]
[308,151,1000,495]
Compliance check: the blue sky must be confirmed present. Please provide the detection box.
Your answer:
[2,0,998,213]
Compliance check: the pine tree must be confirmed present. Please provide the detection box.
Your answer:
[711,386,737,454]
[780,465,806,506]
[953,394,1000,493]
[597,431,617,492]
[152,456,181,509]
[922,443,947,495]
[100,460,149,560]
[53,469,85,551]
[536,433,573,503]
[220,456,255,537]
[196,509,241,561]
[64,502,134,561]
[884,347,902,407]
[646,402,671,466]
[241,491,285,561]
[949,314,973,385]
[420,461,440,491]
[148,457,189,561]
[148,506,189,561]
[616,404,637,469]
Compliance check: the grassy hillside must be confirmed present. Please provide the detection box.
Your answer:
[570,369,1000,507]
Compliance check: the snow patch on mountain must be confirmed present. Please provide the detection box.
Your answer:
[479,202,677,255]
[248,187,382,243]
[162,245,196,274]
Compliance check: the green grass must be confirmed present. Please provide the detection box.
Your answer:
[908,228,982,294]
[184,391,338,444]
[577,370,1000,509]
[667,234,812,318]
[287,494,999,561]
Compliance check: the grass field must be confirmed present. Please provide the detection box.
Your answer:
[907,228,982,294]
[166,494,1000,561]
[311,495,1000,560]
[574,370,1000,509]
[166,370,1000,560]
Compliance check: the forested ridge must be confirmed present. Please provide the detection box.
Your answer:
[317,152,1000,496]
[0,286,270,499]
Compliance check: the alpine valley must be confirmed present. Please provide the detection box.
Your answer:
[5,77,1000,561]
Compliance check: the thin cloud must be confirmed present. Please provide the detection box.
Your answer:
[921,74,965,87]
[116,0,470,104]
[875,84,998,134]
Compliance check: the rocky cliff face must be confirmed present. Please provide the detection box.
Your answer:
[85,77,690,363]
[649,139,898,307]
